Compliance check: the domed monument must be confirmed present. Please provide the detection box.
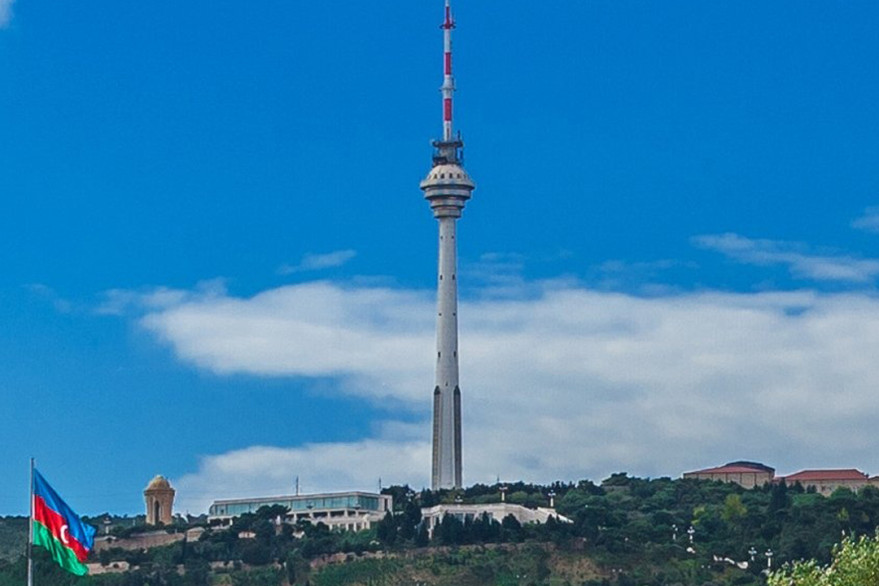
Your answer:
[144,475,175,526]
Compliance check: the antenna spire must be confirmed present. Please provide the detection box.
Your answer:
[441,0,456,143]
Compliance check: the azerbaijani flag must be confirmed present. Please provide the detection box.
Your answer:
[32,469,96,576]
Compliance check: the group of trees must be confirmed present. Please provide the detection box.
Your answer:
[2,474,879,584]
[382,474,879,583]
[549,475,868,556]
[768,532,879,585]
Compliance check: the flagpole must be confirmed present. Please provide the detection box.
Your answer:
[27,458,34,586]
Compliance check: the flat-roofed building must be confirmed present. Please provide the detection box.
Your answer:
[782,469,870,495]
[683,461,775,488]
[420,503,569,537]
[208,491,392,533]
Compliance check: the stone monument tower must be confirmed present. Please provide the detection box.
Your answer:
[144,475,175,525]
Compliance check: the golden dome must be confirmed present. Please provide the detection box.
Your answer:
[145,475,172,491]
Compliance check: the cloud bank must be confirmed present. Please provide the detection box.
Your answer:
[131,279,879,513]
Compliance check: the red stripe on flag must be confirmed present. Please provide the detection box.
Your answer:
[33,496,90,562]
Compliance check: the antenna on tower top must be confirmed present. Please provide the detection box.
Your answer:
[432,0,463,166]
[442,0,455,31]
[440,0,456,144]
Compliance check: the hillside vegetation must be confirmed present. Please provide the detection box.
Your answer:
[1,474,877,585]
[0,517,26,562]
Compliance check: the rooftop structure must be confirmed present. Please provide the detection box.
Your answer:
[682,461,879,495]
[144,475,175,526]
[420,503,570,537]
[207,491,392,533]
[781,469,872,495]
[683,461,775,489]
[420,0,475,491]
[783,469,869,482]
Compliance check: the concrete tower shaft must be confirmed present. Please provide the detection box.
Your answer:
[419,0,474,491]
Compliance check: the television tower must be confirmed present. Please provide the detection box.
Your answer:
[420,0,475,491]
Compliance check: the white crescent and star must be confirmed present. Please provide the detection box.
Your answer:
[60,524,70,545]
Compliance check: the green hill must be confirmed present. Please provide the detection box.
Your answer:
[2,474,878,585]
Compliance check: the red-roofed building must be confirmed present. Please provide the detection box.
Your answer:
[781,469,870,495]
[683,461,775,488]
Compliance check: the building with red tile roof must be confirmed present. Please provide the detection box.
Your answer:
[683,461,775,489]
[781,469,870,495]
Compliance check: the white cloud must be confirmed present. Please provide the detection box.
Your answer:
[694,233,879,283]
[278,250,357,275]
[176,439,430,513]
[852,207,879,234]
[0,0,13,28]
[134,279,879,512]
[96,280,226,316]
[141,282,433,401]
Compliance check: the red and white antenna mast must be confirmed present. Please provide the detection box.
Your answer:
[441,0,456,143]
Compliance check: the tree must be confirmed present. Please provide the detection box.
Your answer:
[501,514,523,543]
[414,522,430,547]
[435,514,464,545]
[722,493,747,523]
[768,532,879,585]
[239,540,272,566]
[770,481,790,513]
[376,512,397,545]
[254,505,290,521]
[183,559,211,586]
[285,550,309,585]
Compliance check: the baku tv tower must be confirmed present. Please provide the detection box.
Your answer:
[419,0,475,491]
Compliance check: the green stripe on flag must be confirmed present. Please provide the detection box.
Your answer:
[32,521,89,576]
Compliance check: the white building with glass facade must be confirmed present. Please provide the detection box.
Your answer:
[208,491,392,533]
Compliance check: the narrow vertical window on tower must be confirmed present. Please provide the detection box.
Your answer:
[419,0,475,491]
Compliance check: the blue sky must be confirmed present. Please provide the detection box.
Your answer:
[1,0,878,515]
